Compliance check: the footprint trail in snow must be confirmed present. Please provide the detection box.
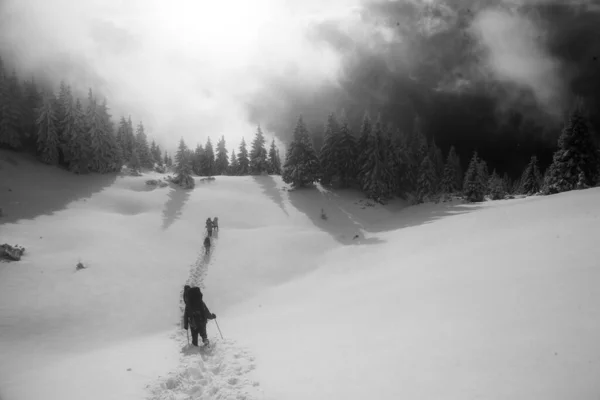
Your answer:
[151,232,264,400]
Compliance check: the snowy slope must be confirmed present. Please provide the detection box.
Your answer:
[2,149,600,400]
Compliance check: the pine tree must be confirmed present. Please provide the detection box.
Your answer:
[150,140,161,165]
[357,116,393,202]
[229,148,239,175]
[319,113,340,185]
[94,97,121,172]
[356,113,372,187]
[134,122,152,169]
[478,159,490,195]
[267,139,281,174]
[336,110,357,188]
[155,144,163,166]
[440,146,461,197]
[463,151,485,202]
[215,135,229,175]
[237,138,250,175]
[21,78,42,151]
[0,69,23,149]
[36,91,60,165]
[174,137,194,188]
[57,83,77,165]
[124,117,136,162]
[116,117,130,163]
[416,154,437,203]
[520,155,542,195]
[502,172,511,194]
[66,98,90,173]
[488,169,505,200]
[281,116,321,188]
[202,137,215,176]
[543,105,600,194]
[192,144,204,175]
[429,138,445,190]
[249,126,268,175]
[129,148,142,174]
[163,152,169,168]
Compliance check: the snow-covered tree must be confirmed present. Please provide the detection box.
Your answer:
[319,113,340,185]
[281,116,321,188]
[0,69,23,149]
[543,105,600,194]
[228,148,239,175]
[65,98,90,173]
[237,138,250,175]
[355,112,372,186]
[202,137,215,176]
[336,111,357,188]
[440,146,462,196]
[463,151,486,202]
[135,122,152,169]
[267,139,281,174]
[249,126,268,174]
[35,91,60,164]
[215,135,229,175]
[192,144,204,175]
[488,169,505,200]
[174,137,194,188]
[520,155,543,195]
[416,154,437,203]
[357,116,393,202]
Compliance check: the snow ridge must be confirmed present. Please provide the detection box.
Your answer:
[151,230,264,400]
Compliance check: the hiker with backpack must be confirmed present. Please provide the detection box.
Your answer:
[183,286,217,346]
[212,217,219,232]
[203,236,211,254]
[206,218,213,237]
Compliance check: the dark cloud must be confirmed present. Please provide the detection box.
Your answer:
[245,0,600,177]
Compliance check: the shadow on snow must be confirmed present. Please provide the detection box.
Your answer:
[252,175,289,216]
[161,183,192,230]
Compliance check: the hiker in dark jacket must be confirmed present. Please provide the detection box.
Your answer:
[203,236,211,254]
[183,287,216,346]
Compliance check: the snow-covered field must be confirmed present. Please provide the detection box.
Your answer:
[1,149,600,400]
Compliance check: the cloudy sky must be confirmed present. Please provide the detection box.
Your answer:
[0,0,598,169]
[0,0,362,152]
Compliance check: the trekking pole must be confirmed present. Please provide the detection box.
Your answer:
[214,319,224,339]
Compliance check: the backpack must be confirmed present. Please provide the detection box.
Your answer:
[187,287,206,329]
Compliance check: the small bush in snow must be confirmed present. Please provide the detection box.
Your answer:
[76,261,87,271]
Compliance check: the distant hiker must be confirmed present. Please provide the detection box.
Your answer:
[212,217,219,232]
[206,218,213,237]
[183,287,216,346]
[204,236,211,253]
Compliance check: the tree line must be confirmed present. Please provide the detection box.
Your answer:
[173,126,282,181]
[0,59,168,174]
[278,106,600,203]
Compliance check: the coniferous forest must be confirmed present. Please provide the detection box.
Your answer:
[1,55,599,205]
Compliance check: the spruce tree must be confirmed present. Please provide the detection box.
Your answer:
[135,122,152,169]
[174,137,194,188]
[281,116,321,188]
[215,135,229,175]
[416,154,437,203]
[520,155,542,195]
[356,113,372,187]
[94,98,121,172]
[57,84,77,165]
[267,139,281,174]
[66,98,90,173]
[429,138,445,189]
[237,137,250,175]
[163,152,169,167]
[155,144,163,166]
[463,151,485,202]
[489,169,505,200]
[357,116,393,202]
[319,113,340,185]
[336,111,357,188]
[229,148,239,175]
[116,117,130,162]
[478,159,490,195]
[129,148,142,175]
[150,140,160,165]
[440,146,461,197]
[543,105,600,194]
[35,91,60,165]
[21,78,42,151]
[0,69,23,149]
[502,172,511,194]
[202,137,215,176]
[125,117,136,161]
[249,126,268,174]
[192,144,204,175]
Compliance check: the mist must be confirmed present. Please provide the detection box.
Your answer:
[0,0,598,174]
[0,0,359,153]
